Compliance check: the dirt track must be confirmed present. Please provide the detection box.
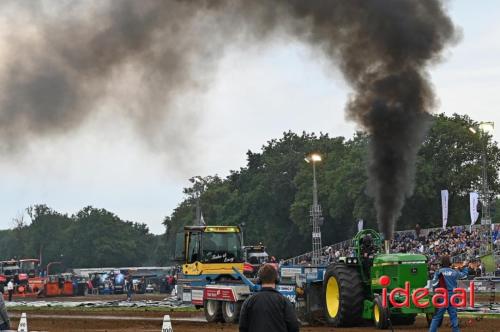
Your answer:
[6,312,500,332]
[6,293,500,331]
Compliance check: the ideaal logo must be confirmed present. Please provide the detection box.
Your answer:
[378,275,475,308]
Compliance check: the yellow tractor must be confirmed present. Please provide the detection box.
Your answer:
[175,225,254,323]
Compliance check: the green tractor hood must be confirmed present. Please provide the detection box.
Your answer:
[373,253,427,266]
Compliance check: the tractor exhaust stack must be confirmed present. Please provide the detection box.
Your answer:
[384,240,390,254]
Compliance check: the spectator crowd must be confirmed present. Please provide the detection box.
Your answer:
[295,224,500,277]
[391,226,484,264]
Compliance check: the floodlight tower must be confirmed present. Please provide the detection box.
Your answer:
[469,121,495,258]
[469,122,495,225]
[191,176,207,225]
[305,153,324,265]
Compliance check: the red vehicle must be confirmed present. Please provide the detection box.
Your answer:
[19,259,40,278]
[0,259,44,297]
[19,259,44,295]
[0,260,21,289]
[44,262,73,297]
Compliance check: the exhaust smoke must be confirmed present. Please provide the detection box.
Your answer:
[0,1,458,238]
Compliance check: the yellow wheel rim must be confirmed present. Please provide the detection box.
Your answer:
[374,303,380,322]
[326,277,340,318]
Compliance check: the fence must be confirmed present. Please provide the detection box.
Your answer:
[458,277,500,293]
[283,238,353,266]
[284,223,500,266]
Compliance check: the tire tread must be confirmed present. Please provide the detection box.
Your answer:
[323,264,364,327]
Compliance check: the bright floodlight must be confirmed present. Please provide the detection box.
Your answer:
[305,153,322,163]
[469,127,477,134]
[479,121,495,134]
[311,154,322,162]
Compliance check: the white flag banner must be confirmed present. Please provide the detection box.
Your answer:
[441,190,449,230]
[470,192,479,229]
[357,219,364,232]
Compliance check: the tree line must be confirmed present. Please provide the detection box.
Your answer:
[0,205,160,267]
[163,113,500,260]
[0,113,499,266]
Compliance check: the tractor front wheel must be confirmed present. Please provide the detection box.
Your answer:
[373,294,390,329]
[323,264,364,326]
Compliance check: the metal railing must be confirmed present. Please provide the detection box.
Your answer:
[283,238,353,266]
[284,223,499,266]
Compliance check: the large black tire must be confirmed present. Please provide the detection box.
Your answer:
[391,314,416,326]
[373,294,390,329]
[222,301,242,323]
[204,300,223,322]
[323,264,364,327]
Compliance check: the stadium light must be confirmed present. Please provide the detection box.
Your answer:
[479,121,495,134]
[305,153,322,163]
[469,121,495,136]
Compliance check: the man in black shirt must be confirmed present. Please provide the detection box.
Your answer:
[239,264,299,332]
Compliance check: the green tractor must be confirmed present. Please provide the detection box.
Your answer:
[323,229,434,328]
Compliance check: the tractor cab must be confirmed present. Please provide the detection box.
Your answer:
[0,260,20,291]
[19,259,40,278]
[175,225,245,279]
[0,260,20,278]
[355,229,383,280]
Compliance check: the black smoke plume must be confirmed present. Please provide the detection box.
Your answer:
[0,1,457,238]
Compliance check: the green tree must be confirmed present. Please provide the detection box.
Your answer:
[65,206,155,267]
[0,205,158,268]
[163,114,500,260]
[25,205,72,266]
[403,114,500,229]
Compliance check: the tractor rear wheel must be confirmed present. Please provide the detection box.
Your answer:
[373,294,389,329]
[323,264,364,326]
[204,300,223,322]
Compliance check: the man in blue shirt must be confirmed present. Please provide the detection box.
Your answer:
[429,255,468,332]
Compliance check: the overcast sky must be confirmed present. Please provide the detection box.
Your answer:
[0,1,499,234]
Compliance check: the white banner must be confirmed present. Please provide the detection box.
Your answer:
[470,192,479,229]
[441,190,449,230]
[357,219,364,232]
